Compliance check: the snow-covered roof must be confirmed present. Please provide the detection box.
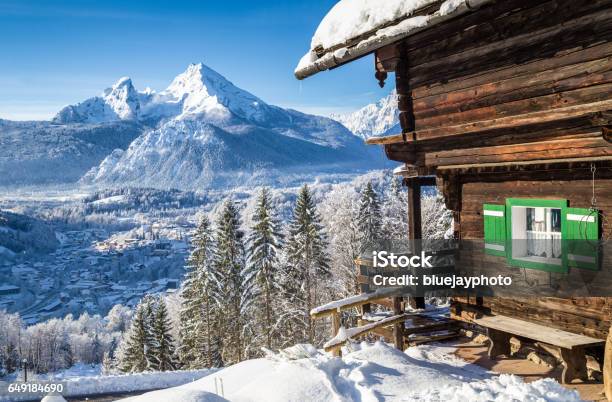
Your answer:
[295,0,494,80]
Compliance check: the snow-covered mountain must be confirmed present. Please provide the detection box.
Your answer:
[0,63,390,188]
[54,64,281,126]
[54,77,145,124]
[331,90,400,140]
[75,63,387,189]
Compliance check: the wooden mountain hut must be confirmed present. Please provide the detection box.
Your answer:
[296,0,612,391]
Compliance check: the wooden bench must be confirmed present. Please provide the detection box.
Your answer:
[474,315,606,384]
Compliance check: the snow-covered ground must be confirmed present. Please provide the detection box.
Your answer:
[0,366,214,402]
[118,342,582,402]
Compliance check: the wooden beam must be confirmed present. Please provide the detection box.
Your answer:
[426,137,612,166]
[436,155,612,172]
[411,33,612,100]
[324,314,409,352]
[405,178,426,310]
[365,99,612,145]
[311,288,407,318]
[408,6,612,87]
[604,325,612,400]
[415,82,612,129]
[413,56,612,118]
[406,178,422,240]
[331,312,341,357]
[395,52,415,137]
[393,297,404,350]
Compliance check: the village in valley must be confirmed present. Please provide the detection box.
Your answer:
[0,222,186,325]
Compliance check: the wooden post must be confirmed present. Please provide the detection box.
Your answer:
[393,297,404,350]
[406,177,426,310]
[394,53,415,138]
[486,328,511,358]
[331,311,341,357]
[604,324,612,400]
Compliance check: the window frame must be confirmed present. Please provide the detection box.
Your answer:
[505,198,568,273]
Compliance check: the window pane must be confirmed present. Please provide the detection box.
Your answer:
[526,208,534,231]
[551,208,561,232]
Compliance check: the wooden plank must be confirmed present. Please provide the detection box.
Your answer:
[404,320,458,335]
[412,42,612,100]
[324,314,408,352]
[437,155,612,171]
[393,297,404,349]
[406,0,612,69]
[413,57,612,118]
[407,331,460,345]
[366,99,612,144]
[408,8,612,87]
[416,82,612,129]
[474,315,606,349]
[426,137,612,166]
[310,288,407,318]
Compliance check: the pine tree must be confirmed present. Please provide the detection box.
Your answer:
[357,182,382,252]
[141,295,157,369]
[381,173,409,241]
[247,188,282,350]
[178,215,222,368]
[282,184,330,344]
[150,297,176,371]
[117,302,150,373]
[214,200,253,364]
[101,351,115,375]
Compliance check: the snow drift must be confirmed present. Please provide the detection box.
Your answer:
[119,342,582,402]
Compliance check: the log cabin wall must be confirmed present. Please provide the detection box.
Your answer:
[377,0,612,168]
[453,171,612,340]
[374,0,612,339]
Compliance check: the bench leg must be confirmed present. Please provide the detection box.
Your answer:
[560,348,587,384]
[487,328,511,358]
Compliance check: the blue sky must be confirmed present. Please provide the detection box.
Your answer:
[0,0,391,120]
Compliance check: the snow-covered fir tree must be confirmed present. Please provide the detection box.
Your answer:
[281,184,331,345]
[319,184,360,297]
[421,193,453,240]
[214,200,254,364]
[178,215,223,368]
[150,296,176,371]
[117,301,151,373]
[101,351,115,375]
[247,188,283,351]
[357,181,382,251]
[381,174,409,241]
[141,295,157,368]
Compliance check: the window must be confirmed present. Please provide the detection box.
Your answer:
[512,206,562,265]
[483,198,600,272]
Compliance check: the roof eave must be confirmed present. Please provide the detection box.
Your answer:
[294,0,496,80]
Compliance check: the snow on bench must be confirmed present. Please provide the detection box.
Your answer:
[310,288,405,318]
[323,314,408,352]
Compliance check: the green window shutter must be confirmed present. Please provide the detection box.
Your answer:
[484,204,506,256]
[564,207,599,270]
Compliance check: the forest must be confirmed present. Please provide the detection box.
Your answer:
[0,175,451,376]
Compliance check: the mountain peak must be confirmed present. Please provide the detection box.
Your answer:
[114,76,133,87]
[331,90,399,139]
[103,77,140,120]
[163,62,268,122]
[53,63,271,125]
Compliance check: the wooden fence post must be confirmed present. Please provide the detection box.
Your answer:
[393,297,404,350]
[604,324,612,401]
[331,311,342,357]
